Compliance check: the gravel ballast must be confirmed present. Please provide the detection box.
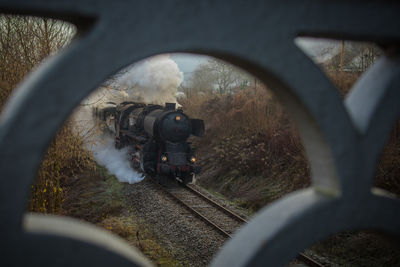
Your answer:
[123,178,228,266]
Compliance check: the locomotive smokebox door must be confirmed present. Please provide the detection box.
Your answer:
[191,119,205,137]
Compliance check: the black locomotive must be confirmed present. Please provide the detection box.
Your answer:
[96,101,204,184]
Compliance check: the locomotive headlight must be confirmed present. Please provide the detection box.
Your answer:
[175,115,181,121]
[190,156,196,163]
[161,155,168,162]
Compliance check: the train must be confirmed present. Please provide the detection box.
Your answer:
[94,101,204,184]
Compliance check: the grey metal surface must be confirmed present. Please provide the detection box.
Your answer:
[0,0,399,266]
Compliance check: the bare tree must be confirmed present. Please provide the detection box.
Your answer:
[187,63,215,95]
[188,58,249,95]
[0,15,75,109]
[323,42,381,72]
[208,59,237,94]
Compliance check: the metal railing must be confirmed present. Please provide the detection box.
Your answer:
[0,1,399,266]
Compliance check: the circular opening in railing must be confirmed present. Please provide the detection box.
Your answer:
[0,15,76,114]
[62,53,314,265]
[295,37,383,97]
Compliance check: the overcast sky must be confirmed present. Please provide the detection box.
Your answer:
[170,53,209,76]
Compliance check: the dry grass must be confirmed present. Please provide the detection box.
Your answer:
[313,230,400,266]
[62,166,122,222]
[62,165,182,266]
[27,122,96,213]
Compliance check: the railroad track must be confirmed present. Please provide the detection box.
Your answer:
[151,179,323,267]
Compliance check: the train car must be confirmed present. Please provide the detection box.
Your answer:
[101,101,204,184]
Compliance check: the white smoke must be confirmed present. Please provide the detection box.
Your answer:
[73,104,144,184]
[91,138,144,184]
[119,54,184,104]
[84,85,129,107]
[72,87,140,184]
[72,54,183,184]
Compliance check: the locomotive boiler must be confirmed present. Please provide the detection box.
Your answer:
[105,101,204,184]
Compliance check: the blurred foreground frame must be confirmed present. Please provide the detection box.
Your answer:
[0,1,399,266]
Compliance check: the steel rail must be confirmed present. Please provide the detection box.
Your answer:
[184,184,247,222]
[150,180,232,237]
[152,179,324,267]
[185,184,323,267]
[296,253,325,267]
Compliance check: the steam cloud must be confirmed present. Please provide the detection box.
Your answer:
[73,104,144,184]
[91,138,144,184]
[119,54,184,104]
[73,54,183,184]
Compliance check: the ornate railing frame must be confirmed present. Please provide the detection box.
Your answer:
[0,1,399,266]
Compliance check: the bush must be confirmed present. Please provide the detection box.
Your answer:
[183,86,305,177]
[0,15,85,214]
[180,86,310,210]
[28,122,96,213]
[181,70,399,209]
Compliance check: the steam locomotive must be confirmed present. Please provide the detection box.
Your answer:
[94,101,204,184]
